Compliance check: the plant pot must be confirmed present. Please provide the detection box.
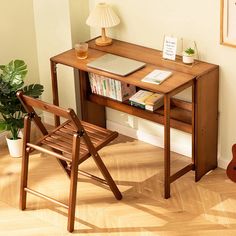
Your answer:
[6,135,23,158]
[182,53,194,64]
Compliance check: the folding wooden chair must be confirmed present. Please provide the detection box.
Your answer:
[16,91,122,232]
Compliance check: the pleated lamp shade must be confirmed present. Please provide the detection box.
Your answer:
[86,3,120,46]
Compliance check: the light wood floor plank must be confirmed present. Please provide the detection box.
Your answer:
[1,134,236,235]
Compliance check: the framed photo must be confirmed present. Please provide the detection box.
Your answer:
[162,36,177,61]
[220,0,236,47]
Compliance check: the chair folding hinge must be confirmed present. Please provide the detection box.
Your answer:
[77,130,85,137]
[28,112,36,119]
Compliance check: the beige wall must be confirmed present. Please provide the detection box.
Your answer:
[33,0,90,115]
[0,0,39,85]
[1,0,234,167]
[69,0,90,45]
[33,0,75,111]
[88,0,236,166]
[0,0,90,126]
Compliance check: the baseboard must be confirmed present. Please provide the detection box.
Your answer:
[106,120,192,157]
[218,157,229,170]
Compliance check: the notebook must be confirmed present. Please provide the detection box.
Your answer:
[87,53,146,76]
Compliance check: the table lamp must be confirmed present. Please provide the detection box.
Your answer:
[86,2,120,46]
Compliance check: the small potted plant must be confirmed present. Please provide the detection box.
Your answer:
[182,47,195,64]
[0,59,44,157]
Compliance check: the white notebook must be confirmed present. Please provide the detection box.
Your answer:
[142,69,172,85]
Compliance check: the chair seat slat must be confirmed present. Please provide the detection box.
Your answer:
[45,136,72,150]
[81,121,113,135]
[50,133,72,145]
[41,140,72,154]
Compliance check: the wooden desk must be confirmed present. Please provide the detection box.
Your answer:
[50,38,219,198]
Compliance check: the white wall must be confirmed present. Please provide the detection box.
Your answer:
[88,0,236,167]
[33,0,75,111]
[33,0,90,116]
[69,0,90,45]
[0,0,39,85]
[0,0,39,138]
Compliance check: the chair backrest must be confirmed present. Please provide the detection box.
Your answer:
[16,91,83,134]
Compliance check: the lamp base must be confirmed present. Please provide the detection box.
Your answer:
[95,37,112,46]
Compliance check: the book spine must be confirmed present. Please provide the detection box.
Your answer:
[93,75,98,94]
[115,80,121,101]
[111,79,116,99]
[120,82,130,102]
[129,101,145,109]
[102,78,106,96]
[88,73,136,102]
[88,73,94,93]
[145,105,155,111]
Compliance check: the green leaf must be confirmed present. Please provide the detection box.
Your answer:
[14,60,27,71]
[0,120,7,131]
[0,65,5,71]
[22,84,44,98]
[184,47,195,55]
[0,59,28,86]
[0,59,44,139]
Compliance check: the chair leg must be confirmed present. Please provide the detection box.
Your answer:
[92,152,122,200]
[19,148,30,210]
[67,134,80,232]
[20,116,31,210]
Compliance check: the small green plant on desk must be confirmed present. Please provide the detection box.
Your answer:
[0,59,44,157]
[182,47,195,64]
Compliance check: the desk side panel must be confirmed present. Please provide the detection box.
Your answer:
[195,67,219,181]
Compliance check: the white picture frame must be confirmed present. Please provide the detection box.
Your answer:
[162,36,177,61]
[220,0,236,48]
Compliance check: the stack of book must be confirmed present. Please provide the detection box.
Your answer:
[145,93,164,111]
[129,90,164,111]
[89,73,136,102]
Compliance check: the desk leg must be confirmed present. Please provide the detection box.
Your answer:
[164,94,171,199]
[50,60,60,127]
[192,82,196,170]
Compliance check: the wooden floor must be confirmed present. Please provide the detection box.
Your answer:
[1,134,236,236]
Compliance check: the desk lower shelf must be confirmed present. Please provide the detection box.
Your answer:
[88,94,192,134]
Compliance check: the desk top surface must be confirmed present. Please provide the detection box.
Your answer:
[51,38,218,94]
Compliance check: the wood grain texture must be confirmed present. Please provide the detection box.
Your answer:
[88,38,218,76]
[50,37,219,198]
[0,134,235,235]
[195,68,219,181]
[50,45,195,95]
[89,94,192,133]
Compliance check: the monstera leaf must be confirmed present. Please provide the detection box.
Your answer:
[0,60,27,89]
[0,59,44,140]
[0,77,11,94]
[22,84,44,98]
[0,117,24,140]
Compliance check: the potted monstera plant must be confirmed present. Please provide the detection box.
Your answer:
[0,59,44,157]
